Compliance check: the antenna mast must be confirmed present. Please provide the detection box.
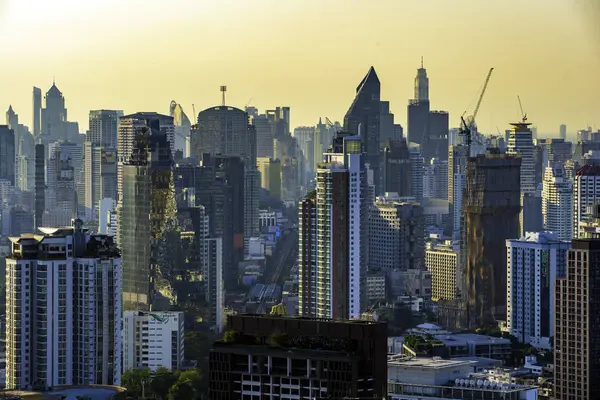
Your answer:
[220,86,227,106]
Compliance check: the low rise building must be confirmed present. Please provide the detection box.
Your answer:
[122,311,185,372]
[367,272,387,301]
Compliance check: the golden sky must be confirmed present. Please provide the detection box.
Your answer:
[0,0,598,136]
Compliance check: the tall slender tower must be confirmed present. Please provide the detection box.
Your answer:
[32,87,42,138]
[542,164,573,240]
[34,144,45,229]
[415,56,429,101]
[407,59,431,147]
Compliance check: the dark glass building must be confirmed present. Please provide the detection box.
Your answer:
[383,139,412,197]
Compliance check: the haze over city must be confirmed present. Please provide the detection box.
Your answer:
[0,0,599,134]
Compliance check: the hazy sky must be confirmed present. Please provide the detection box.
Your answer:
[0,0,599,136]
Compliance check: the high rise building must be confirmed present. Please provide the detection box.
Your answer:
[462,151,521,328]
[545,138,572,168]
[344,67,381,194]
[169,101,192,154]
[554,238,600,399]
[0,125,15,185]
[88,110,122,148]
[426,110,449,161]
[98,198,117,236]
[32,87,42,138]
[5,223,122,389]
[41,82,68,142]
[298,133,367,319]
[409,144,424,202]
[448,144,470,238]
[382,139,412,197]
[257,157,282,199]
[573,164,600,238]
[423,157,448,200]
[407,59,430,148]
[119,125,175,311]
[122,311,184,372]
[208,314,387,399]
[250,111,275,159]
[542,164,573,240]
[84,143,117,221]
[298,194,317,317]
[34,144,45,229]
[426,240,459,301]
[292,125,315,184]
[380,100,403,144]
[43,154,77,227]
[506,232,570,349]
[369,197,424,272]
[507,121,535,195]
[559,123,567,140]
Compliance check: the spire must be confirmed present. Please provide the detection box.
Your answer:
[421,56,423,69]
[7,104,13,114]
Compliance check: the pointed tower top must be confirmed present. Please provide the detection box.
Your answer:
[421,56,424,69]
[319,117,322,125]
[356,66,380,93]
[7,104,14,114]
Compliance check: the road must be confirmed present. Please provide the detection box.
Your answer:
[257,230,298,313]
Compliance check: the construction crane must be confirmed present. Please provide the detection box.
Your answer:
[517,95,527,123]
[459,67,494,153]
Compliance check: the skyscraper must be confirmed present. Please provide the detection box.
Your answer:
[409,144,424,202]
[423,157,448,200]
[426,110,449,160]
[542,164,573,240]
[343,67,381,194]
[5,223,122,389]
[559,123,567,140]
[554,238,600,399]
[84,142,117,221]
[298,133,367,319]
[448,144,470,238]
[506,232,570,349]
[0,125,15,185]
[382,139,412,197]
[573,164,600,238]
[298,194,317,317]
[41,82,68,142]
[88,109,122,148]
[169,101,192,154]
[407,59,430,146]
[32,86,42,138]
[462,151,521,328]
[379,101,403,144]
[507,121,535,195]
[34,144,45,229]
[120,125,175,311]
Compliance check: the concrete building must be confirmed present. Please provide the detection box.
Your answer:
[88,110,122,148]
[462,151,521,328]
[426,240,459,301]
[257,157,282,199]
[542,164,572,240]
[208,315,387,400]
[369,197,424,272]
[388,268,432,299]
[554,239,600,399]
[506,232,570,349]
[122,311,184,372]
[367,272,387,302]
[5,223,122,390]
[409,144,424,202]
[573,164,600,238]
[344,67,381,194]
[559,124,567,140]
[423,157,448,200]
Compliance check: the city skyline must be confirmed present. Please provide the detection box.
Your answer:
[0,0,598,135]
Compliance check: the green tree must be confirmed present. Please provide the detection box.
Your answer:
[122,368,152,399]
[167,369,203,400]
[150,367,178,400]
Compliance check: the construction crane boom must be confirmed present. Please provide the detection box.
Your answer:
[472,67,494,122]
[517,95,527,123]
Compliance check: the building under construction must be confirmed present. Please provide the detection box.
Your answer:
[460,150,521,328]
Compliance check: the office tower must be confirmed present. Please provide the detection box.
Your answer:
[83,143,117,221]
[298,133,367,319]
[507,121,535,194]
[380,100,403,144]
[34,144,45,229]
[520,191,543,236]
[122,311,184,372]
[559,124,567,140]
[448,144,469,237]
[120,125,175,311]
[33,87,42,137]
[426,110,449,161]
[88,109,122,148]
[554,238,600,399]
[257,157,282,199]
[292,125,315,183]
[533,143,545,188]
[41,82,68,141]
[169,101,192,154]
[250,111,275,159]
[369,197,424,272]
[573,165,600,238]
[426,240,459,301]
[462,151,521,327]
[423,157,448,200]
[409,144,424,202]
[98,198,117,236]
[407,59,430,147]
[209,314,387,400]
[205,237,224,332]
[343,67,381,194]
[0,125,15,185]
[506,232,570,349]
[281,157,300,203]
[546,138,572,168]
[383,139,412,197]
[6,105,18,133]
[43,154,77,227]
[5,223,121,389]
[542,165,573,240]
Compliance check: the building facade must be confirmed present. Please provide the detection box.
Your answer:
[542,164,573,240]
[573,164,600,239]
[506,232,570,349]
[5,223,121,390]
[426,240,459,301]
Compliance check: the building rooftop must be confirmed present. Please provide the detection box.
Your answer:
[577,164,600,176]
[0,385,126,399]
[388,355,476,370]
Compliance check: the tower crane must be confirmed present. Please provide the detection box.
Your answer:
[517,95,527,123]
[459,67,494,153]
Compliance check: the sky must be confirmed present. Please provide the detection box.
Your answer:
[0,0,599,137]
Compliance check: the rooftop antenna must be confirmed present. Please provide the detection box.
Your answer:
[220,86,227,106]
[421,56,424,69]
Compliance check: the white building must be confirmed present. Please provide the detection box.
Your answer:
[98,198,117,236]
[5,222,121,390]
[573,164,600,238]
[122,311,185,372]
[542,165,572,240]
[506,232,570,349]
[507,121,535,195]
